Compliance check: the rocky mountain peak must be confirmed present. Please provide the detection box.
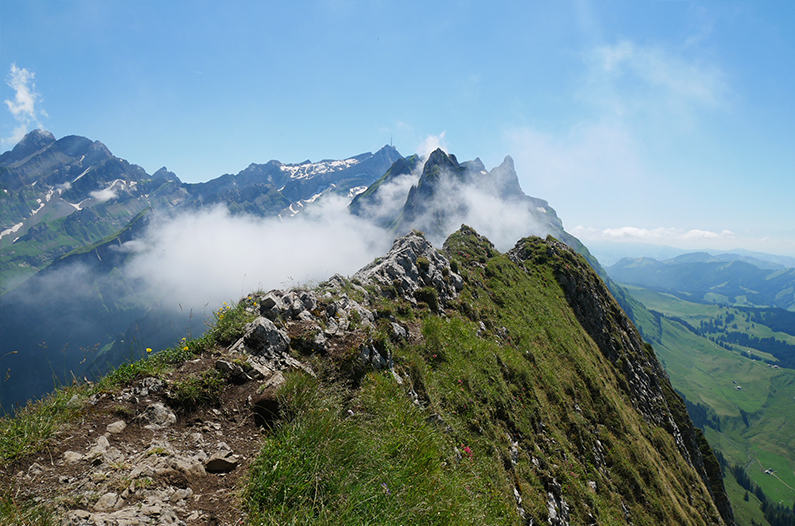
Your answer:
[152,166,181,182]
[419,149,463,184]
[0,128,56,165]
[481,153,524,199]
[460,157,486,175]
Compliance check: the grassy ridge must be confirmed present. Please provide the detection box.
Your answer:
[246,230,726,525]
[1,231,729,525]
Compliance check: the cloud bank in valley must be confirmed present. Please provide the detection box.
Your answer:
[122,196,394,313]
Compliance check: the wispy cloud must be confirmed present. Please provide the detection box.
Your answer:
[507,120,644,191]
[122,198,393,313]
[89,187,119,203]
[507,37,728,205]
[3,64,47,147]
[589,39,728,116]
[416,132,448,159]
[580,226,736,241]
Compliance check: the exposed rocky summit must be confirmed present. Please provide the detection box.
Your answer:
[353,230,463,310]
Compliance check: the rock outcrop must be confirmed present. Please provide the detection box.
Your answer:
[353,230,463,311]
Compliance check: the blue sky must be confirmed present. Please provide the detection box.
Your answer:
[2,1,795,256]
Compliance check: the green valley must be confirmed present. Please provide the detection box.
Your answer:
[614,283,795,521]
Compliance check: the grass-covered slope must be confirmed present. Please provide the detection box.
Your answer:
[0,227,733,525]
[244,228,732,525]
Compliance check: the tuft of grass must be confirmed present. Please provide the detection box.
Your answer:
[167,370,225,410]
[416,256,431,272]
[204,301,258,346]
[414,286,439,311]
[0,385,85,463]
[0,493,55,526]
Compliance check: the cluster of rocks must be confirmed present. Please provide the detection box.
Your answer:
[227,232,462,377]
[352,231,463,310]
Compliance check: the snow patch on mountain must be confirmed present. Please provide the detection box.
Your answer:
[0,222,24,240]
[278,157,361,179]
[72,167,91,184]
[347,186,368,198]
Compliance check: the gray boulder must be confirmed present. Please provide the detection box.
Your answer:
[229,317,289,357]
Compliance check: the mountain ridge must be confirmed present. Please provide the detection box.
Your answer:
[0,227,734,525]
[607,254,795,310]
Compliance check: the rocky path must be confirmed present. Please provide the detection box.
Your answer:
[6,351,271,526]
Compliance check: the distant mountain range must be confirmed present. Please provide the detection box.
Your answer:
[0,130,402,409]
[607,252,795,310]
[586,240,795,269]
[0,129,401,293]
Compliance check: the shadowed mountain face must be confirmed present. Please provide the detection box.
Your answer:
[350,148,565,251]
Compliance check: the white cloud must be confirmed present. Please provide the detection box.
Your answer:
[507,120,645,190]
[3,64,46,147]
[573,225,795,259]
[583,39,730,139]
[682,229,735,241]
[592,40,727,110]
[507,38,729,216]
[123,198,392,313]
[600,226,679,239]
[355,171,420,227]
[454,184,549,251]
[89,188,118,203]
[590,226,735,242]
[416,132,447,159]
